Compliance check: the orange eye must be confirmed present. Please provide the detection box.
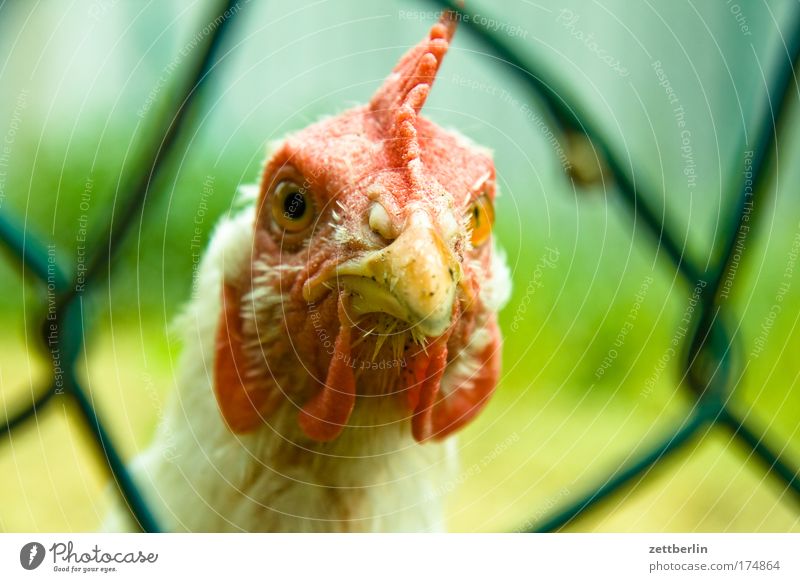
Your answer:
[271,180,315,233]
[467,195,494,246]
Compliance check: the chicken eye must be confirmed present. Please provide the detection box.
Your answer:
[271,180,315,233]
[467,195,494,246]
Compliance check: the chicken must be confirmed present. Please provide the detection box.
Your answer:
[113,11,511,532]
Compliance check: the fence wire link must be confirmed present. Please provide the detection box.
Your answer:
[1,1,799,533]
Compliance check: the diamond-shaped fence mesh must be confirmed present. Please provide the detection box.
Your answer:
[0,1,798,532]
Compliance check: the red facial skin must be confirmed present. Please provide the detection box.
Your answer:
[214,13,501,444]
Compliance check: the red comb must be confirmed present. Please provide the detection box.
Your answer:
[369,11,458,172]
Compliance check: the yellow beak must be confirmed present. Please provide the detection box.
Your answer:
[306,212,460,337]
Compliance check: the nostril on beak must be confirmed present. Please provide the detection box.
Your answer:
[368,202,397,240]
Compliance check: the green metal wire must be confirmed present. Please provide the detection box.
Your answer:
[0,211,70,289]
[533,398,721,533]
[428,0,705,285]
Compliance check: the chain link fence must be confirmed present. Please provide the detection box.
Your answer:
[1,0,798,532]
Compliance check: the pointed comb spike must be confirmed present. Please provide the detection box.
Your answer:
[369,11,458,169]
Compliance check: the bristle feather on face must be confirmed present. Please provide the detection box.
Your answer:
[369,12,458,190]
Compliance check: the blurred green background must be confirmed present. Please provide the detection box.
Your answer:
[0,0,798,532]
